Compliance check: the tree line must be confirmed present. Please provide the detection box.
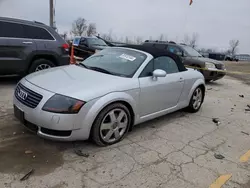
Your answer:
[62,17,240,56]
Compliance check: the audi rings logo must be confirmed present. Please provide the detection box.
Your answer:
[18,89,28,100]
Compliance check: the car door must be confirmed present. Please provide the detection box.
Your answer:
[138,56,185,117]
[0,37,10,75]
[0,20,36,74]
[77,38,92,58]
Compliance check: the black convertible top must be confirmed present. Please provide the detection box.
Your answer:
[120,44,187,72]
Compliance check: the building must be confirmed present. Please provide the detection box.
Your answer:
[234,54,250,61]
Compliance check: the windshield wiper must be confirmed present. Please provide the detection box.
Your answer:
[88,66,127,77]
[77,63,89,69]
[88,66,114,75]
[77,64,127,77]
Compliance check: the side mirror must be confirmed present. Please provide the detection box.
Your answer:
[152,69,167,78]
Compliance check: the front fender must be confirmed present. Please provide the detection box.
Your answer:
[79,90,139,139]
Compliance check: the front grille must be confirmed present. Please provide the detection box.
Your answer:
[15,83,43,108]
[215,64,224,70]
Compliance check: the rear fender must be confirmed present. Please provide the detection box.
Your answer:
[26,51,59,70]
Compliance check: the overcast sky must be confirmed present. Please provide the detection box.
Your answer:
[0,0,249,54]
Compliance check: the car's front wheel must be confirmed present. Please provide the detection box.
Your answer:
[92,103,131,146]
[187,86,204,113]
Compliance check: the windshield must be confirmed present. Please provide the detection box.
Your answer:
[87,38,107,46]
[81,48,147,77]
[182,46,202,57]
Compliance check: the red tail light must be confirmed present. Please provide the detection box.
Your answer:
[62,43,69,51]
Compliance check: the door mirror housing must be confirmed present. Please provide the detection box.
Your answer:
[152,69,167,78]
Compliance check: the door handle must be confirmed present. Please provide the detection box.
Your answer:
[22,41,33,44]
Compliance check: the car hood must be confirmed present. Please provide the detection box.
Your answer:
[25,65,138,101]
[194,57,224,65]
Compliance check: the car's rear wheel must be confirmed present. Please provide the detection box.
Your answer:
[28,59,55,74]
[92,103,131,146]
[187,86,204,113]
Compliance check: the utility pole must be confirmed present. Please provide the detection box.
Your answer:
[49,0,54,28]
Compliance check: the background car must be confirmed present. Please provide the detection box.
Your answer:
[208,53,226,61]
[224,55,239,62]
[143,40,226,82]
[0,17,70,76]
[70,36,108,59]
[13,45,205,146]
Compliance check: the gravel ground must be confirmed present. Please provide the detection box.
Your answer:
[1,76,250,188]
[225,61,250,85]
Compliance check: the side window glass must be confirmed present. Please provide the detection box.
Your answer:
[0,21,25,38]
[80,38,87,45]
[24,25,54,40]
[139,60,154,78]
[154,56,179,74]
[154,44,166,50]
[167,45,182,56]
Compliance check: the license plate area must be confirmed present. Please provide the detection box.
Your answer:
[14,105,25,123]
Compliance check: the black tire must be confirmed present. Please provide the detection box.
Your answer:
[91,103,131,146]
[28,59,56,74]
[187,86,204,113]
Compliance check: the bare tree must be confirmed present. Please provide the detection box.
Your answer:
[182,33,198,48]
[135,36,143,44]
[189,33,198,48]
[61,31,67,40]
[101,29,113,42]
[125,36,133,44]
[86,23,97,37]
[229,40,240,55]
[158,34,164,41]
[71,17,87,36]
[183,34,190,44]
[157,34,167,41]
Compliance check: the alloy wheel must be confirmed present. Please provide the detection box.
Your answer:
[100,108,128,143]
[192,88,203,110]
[35,64,51,72]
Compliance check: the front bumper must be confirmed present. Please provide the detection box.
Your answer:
[13,79,91,141]
[202,68,226,81]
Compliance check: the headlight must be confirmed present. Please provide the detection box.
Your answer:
[205,62,216,69]
[42,94,85,114]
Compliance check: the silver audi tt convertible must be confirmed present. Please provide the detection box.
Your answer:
[13,45,205,146]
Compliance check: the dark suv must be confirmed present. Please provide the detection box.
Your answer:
[143,40,226,82]
[0,17,70,75]
[70,36,108,59]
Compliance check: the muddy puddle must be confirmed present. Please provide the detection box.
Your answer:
[0,114,74,176]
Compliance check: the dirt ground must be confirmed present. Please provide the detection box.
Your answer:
[1,76,250,188]
[225,61,250,85]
